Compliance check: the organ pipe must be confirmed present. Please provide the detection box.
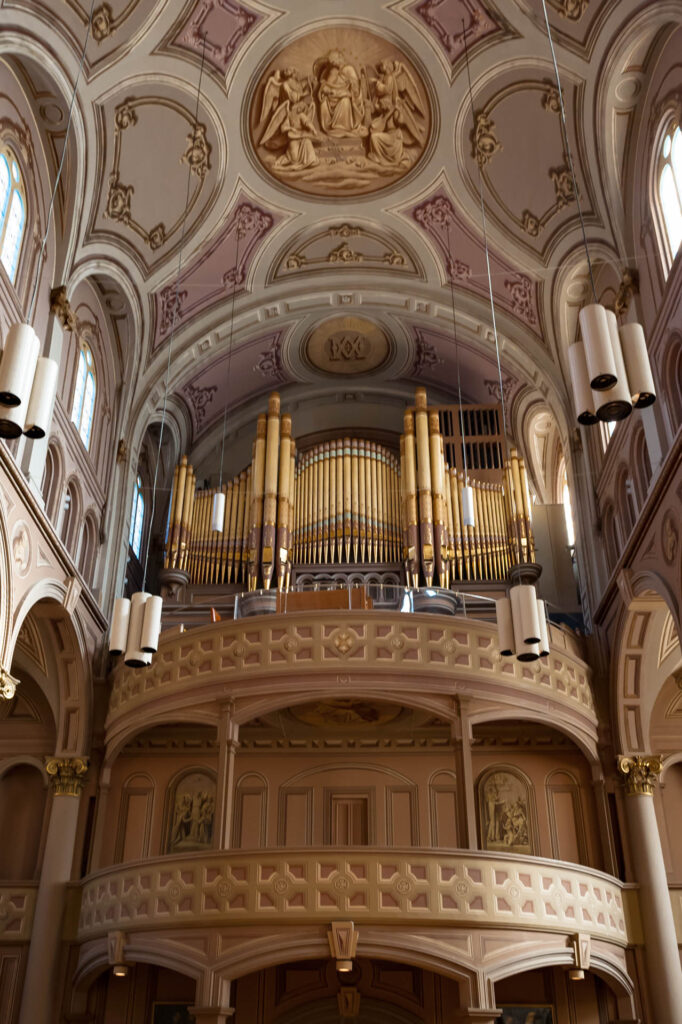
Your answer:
[163,388,535,590]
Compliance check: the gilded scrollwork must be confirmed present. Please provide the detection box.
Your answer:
[103,96,212,252]
[616,754,663,796]
[250,29,431,197]
[45,757,90,797]
[276,222,415,279]
[471,112,502,168]
[548,0,589,20]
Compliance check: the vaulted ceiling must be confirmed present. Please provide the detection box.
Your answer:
[1,0,676,471]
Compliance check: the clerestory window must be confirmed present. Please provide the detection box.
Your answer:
[71,340,96,449]
[0,143,27,284]
[657,119,682,275]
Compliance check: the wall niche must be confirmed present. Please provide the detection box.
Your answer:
[164,768,216,854]
[477,766,537,857]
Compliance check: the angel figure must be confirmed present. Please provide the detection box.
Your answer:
[373,59,426,145]
[259,67,312,149]
[274,101,320,169]
[315,49,366,137]
[368,96,408,167]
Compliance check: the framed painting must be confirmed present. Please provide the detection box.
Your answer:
[151,1003,195,1024]
[496,1008,554,1024]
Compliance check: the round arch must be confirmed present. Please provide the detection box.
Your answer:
[9,583,92,756]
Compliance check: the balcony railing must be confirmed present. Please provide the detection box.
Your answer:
[77,848,628,946]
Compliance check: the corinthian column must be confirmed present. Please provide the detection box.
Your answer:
[617,754,682,1021]
[19,757,89,1024]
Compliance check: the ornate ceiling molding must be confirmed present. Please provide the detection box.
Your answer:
[269,221,422,282]
[389,0,513,77]
[163,0,264,79]
[152,190,279,352]
[409,188,542,338]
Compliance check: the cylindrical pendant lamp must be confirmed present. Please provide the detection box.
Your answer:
[517,641,540,663]
[0,398,29,439]
[496,597,515,656]
[594,310,632,422]
[567,342,597,425]
[140,594,163,653]
[0,323,40,406]
[124,591,151,668]
[537,599,550,657]
[109,597,131,655]
[510,582,541,645]
[619,323,656,408]
[211,491,226,532]
[24,357,59,438]
[461,484,475,527]
[579,304,617,391]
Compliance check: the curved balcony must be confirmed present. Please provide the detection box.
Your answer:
[77,848,627,947]
[106,609,597,754]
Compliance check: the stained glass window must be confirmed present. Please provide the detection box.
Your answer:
[129,476,145,559]
[0,146,27,284]
[658,120,682,272]
[71,340,96,449]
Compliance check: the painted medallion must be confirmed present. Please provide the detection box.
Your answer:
[249,28,431,198]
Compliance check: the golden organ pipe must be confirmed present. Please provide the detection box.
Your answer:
[184,472,196,572]
[341,437,350,562]
[351,439,359,563]
[180,466,194,572]
[322,440,330,564]
[481,482,494,579]
[316,448,324,564]
[414,388,434,586]
[206,487,217,584]
[170,456,188,568]
[217,483,228,584]
[394,454,401,561]
[444,461,455,586]
[234,471,247,586]
[449,468,463,580]
[364,441,372,564]
[333,441,341,563]
[261,392,281,588]
[379,449,387,563]
[357,440,366,563]
[248,414,267,590]
[286,444,295,589]
[165,463,179,568]
[307,449,314,563]
[518,456,535,561]
[227,475,239,584]
[369,442,378,562]
[276,416,292,586]
[325,442,333,565]
[196,486,207,584]
[402,412,419,585]
[428,411,445,587]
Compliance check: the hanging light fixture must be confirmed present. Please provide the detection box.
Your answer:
[211,215,241,534]
[0,0,96,439]
[463,23,547,663]
[109,35,208,666]
[539,0,656,425]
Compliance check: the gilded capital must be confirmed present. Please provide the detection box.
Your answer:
[45,757,90,796]
[616,754,663,796]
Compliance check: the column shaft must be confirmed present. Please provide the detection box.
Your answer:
[18,792,82,1024]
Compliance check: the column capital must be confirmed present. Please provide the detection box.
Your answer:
[616,754,663,796]
[45,757,90,796]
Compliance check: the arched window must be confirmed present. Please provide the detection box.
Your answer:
[560,464,575,548]
[71,340,96,449]
[78,513,98,585]
[0,143,27,283]
[657,119,682,270]
[129,475,144,559]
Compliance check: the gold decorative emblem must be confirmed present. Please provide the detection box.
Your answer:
[616,754,663,796]
[249,28,431,197]
[45,757,90,796]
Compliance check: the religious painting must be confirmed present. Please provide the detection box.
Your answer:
[165,770,216,854]
[151,1004,195,1024]
[291,698,403,728]
[477,767,535,856]
[496,1006,553,1024]
[249,27,432,197]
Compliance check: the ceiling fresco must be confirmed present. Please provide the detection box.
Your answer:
[248,26,432,198]
[0,0,663,458]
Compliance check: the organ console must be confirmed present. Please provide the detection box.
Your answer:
[163,388,535,589]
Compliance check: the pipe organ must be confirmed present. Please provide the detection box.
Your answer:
[292,439,401,566]
[164,388,535,590]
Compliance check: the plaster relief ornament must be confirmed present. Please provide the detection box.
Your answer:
[250,29,431,197]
